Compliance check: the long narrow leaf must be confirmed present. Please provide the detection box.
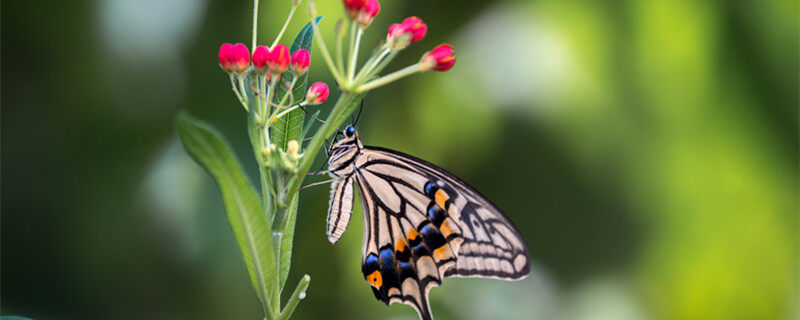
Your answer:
[176,111,274,303]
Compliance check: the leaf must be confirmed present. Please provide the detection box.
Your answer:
[271,17,323,150]
[271,17,322,293]
[175,111,274,303]
[279,197,298,291]
[300,109,321,140]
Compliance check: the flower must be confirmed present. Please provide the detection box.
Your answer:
[306,82,330,104]
[357,0,380,28]
[421,44,456,71]
[268,44,291,74]
[291,49,310,75]
[387,16,427,50]
[252,45,270,74]
[218,43,250,73]
[343,0,366,19]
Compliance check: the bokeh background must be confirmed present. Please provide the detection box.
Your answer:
[3,0,798,319]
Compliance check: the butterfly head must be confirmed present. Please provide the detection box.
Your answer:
[327,125,363,176]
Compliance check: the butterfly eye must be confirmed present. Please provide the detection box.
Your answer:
[345,125,356,136]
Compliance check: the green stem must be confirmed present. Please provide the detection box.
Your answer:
[356,63,421,92]
[271,231,282,316]
[348,27,363,82]
[238,75,250,105]
[279,78,299,107]
[252,0,260,50]
[309,15,346,86]
[362,50,398,82]
[353,47,390,84]
[277,275,311,320]
[231,75,250,112]
[272,4,298,48]
[335,30,345,77]
[271,102,307,123]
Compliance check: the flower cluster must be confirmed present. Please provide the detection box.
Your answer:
[308,0,456,93]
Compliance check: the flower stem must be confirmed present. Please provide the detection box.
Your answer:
[348,27,363,83]
[335,29,345,77]
[356,63,421,92]
[230,75,250,112]
[252,0,260,50]
[272,4,298,48]
[279,77,299,106]
[353,46,390,84]
[309,14,346,86]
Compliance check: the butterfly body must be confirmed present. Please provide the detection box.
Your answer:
[325,126,530,320]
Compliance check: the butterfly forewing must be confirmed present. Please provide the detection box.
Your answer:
[362,147,530,280]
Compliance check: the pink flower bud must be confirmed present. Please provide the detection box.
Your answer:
[267,44,291,74]
[386,16,427,50]
[291,49,310,75]
[421,44,456,71]
[343,0,366,19]
[252,45,270,74]
[219,43,251,73]
[306,82,329,105]
[357,0,380,28]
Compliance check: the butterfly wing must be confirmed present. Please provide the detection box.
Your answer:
[352,147,530,320]
[327,175,355,244]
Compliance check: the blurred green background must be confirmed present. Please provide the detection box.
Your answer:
[3,0,798,319]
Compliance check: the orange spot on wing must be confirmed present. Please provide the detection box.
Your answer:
[395,238,408,252]
[440,218,453,237]
[433,245,451,261]
[408,229,418,241]
[366,270,383,288]
[435,189,449,209]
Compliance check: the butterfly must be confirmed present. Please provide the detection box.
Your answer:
[323,125,530,320]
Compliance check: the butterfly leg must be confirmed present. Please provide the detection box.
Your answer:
[298,178,334,191]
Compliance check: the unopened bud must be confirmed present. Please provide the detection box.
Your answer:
[287,140,300,157]
[356,0,380,28]
[291,49,310,76]
[420,44,456,72]
[306,82,330,105]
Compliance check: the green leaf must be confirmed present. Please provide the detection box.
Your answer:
[271,17,323,150]
[279,197,298,291]
[175,111,274,304]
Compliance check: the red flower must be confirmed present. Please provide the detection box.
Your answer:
[357,0,380,28]
[421,44,456,71]
[252,45,270,74]
[343,0,366,19]
[218,43,250,73]
[386,16,427,49]
[291,49,310,76]
[268,44,291,74]
[306,82,330,104]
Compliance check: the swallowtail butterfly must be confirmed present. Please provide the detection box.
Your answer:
[324,125,530,320]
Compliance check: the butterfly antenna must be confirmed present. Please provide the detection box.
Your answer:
[353,94,366,126]
[299,105,326,124]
